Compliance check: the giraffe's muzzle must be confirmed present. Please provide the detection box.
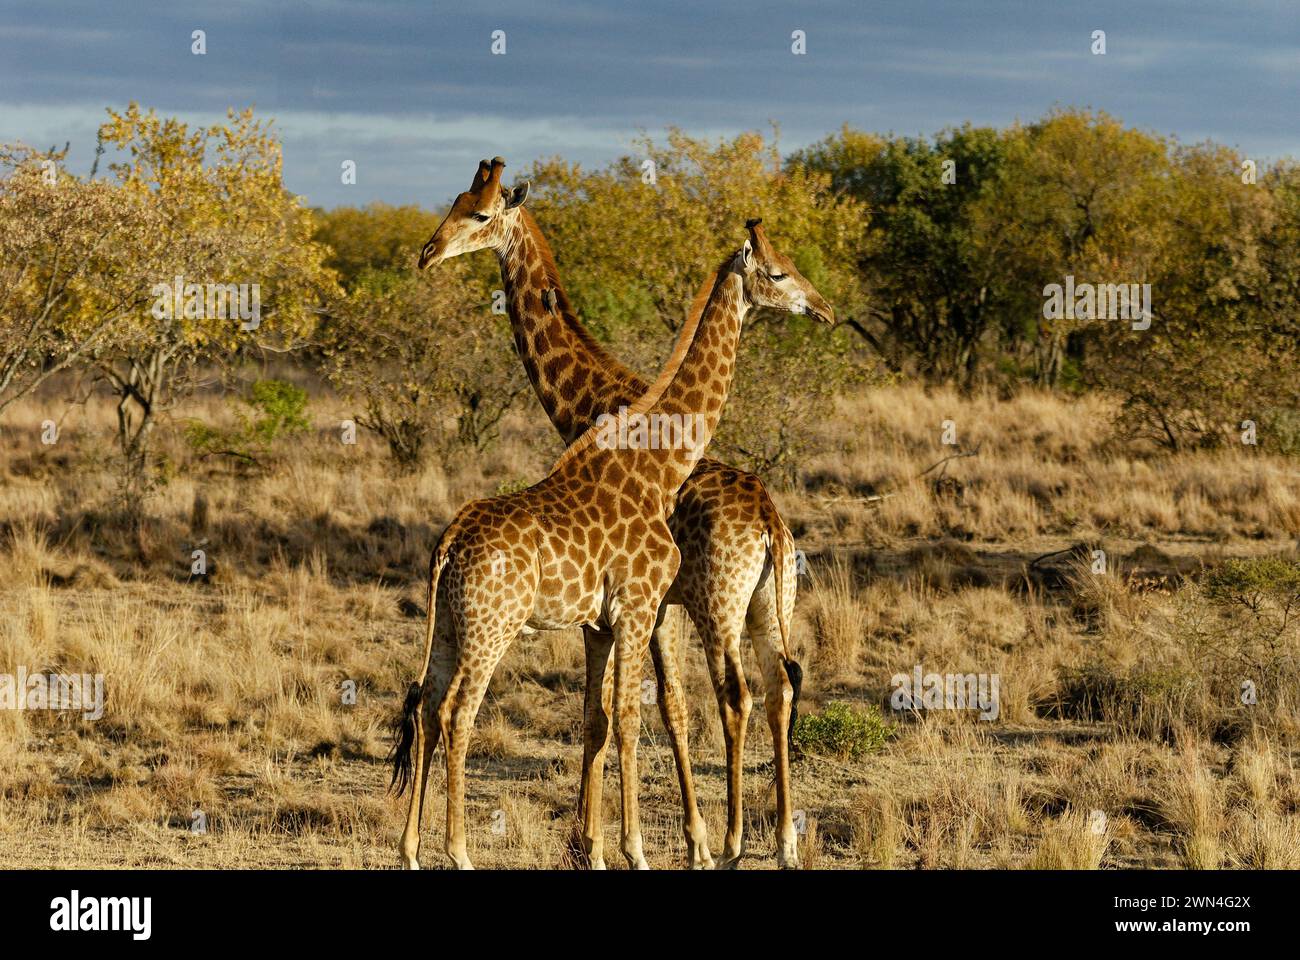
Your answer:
[804,297,835,325]
[417,241,440,270]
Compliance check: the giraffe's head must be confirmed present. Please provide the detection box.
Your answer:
[739,218,835,324]
[417,157,529,269]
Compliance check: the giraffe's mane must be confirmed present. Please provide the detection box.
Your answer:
[548,254,733,473]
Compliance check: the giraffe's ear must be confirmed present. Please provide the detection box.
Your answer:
[739,239,755,272]
[505,180,530,209]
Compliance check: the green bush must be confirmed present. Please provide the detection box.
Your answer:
[1203,556,1300,605]
[1256,408,1300,457]
[1188,556,1300,686]
[184,379,310,462]
[242,379,310,446]
[793,701,894,760]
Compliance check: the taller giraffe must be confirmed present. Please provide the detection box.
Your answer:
[418,157,833,867]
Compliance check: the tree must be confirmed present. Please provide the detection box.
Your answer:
[91,104,335,514]
[969,110,1171,386]
[1084,142,1298,450]
[319,257,527,467]
[791,123,1013,385]
[312,203,441,288]
[0,146,167,414]
[532,129,865,344]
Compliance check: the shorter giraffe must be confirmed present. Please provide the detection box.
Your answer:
[391,241,731,870]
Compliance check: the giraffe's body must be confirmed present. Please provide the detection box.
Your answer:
[421,173,828,867]
[393,450,688,870]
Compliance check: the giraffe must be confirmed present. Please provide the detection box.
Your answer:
[392,193,832,872]
[416,157,833,868]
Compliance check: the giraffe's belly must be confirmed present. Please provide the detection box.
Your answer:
[526,583,605,632]
[523,522,608,630]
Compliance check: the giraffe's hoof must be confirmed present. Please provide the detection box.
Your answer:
[622,839,649,870]
[689,840,715,870]
[686,832,714,870]
[777,834,800,869]
[715,840,745,869]
[447,850,475,870]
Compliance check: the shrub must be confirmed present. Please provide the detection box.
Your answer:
[183,379,310,462]
[242,380,310,446]
[1049,661,1200,741]
[1184,557,1300,688]
[793,701,894,760]
[319,263,527,468]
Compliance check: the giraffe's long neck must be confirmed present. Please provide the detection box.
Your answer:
[555,262,749,504]
[495,209,647,444]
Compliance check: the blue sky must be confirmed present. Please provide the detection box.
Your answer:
[1,0,1295,209]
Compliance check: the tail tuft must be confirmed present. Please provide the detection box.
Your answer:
[389,528,454,797]
[388,681,422,797]
[783,658,803,759]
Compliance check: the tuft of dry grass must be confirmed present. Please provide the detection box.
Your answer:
[806,556,868,682]
[1028,810,1111,869]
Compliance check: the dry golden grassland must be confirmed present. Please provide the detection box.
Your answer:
[1,381,1298,869]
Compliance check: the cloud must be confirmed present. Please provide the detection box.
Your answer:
[1,0,1294,206]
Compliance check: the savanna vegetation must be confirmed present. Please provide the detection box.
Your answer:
[1,104,1297,868]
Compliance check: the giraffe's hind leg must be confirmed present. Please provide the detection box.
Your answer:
[398,609,457,870]
[398,694,440,869]
[439,613,527,870]
[688,601,751,868]
[746,566,800,869]
[649,603,713,869]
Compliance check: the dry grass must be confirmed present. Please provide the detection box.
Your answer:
[1,377,1297,868]
[789,384,1300,546]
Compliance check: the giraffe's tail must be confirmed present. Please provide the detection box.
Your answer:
[389,527,455,797]
[760,490,803,755]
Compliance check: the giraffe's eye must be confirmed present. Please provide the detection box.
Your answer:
[471,213,491,223]
[768,272,788,282]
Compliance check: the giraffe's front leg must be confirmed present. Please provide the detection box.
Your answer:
[576,626,615,869]
[612,609,656,870]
